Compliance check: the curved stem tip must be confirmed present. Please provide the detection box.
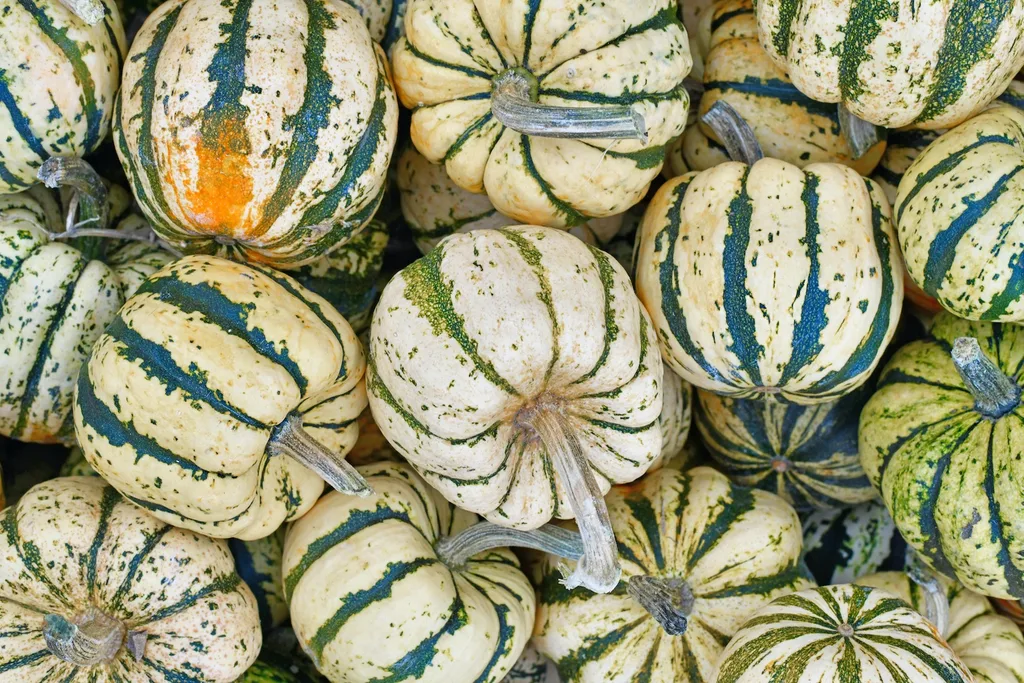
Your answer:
[268,413,373,497]
[904,545,950,638]
[58,0,106,24]
[952,337,1021,419]
[38,157,109,233]
[701,100,763,166]
[838,104,886,160]
[43,608,125,666]
[434,521,584,569]
[627,576,694,636]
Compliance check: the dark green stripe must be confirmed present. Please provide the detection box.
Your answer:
[86,486,121,598]
[520,135,588,227]
[838,0,898,104]
[370,595,468,682]
[538,84,687,106]
[442,111,496,163]
[144,573,243,623]
[573,246,619,385]
[0,70,46,158]
[0,507,72,609]
[711,6,752,34]
[717,627,830,681]
[983,243,1024,320]
[521,0,541,68]
[415,208,499,240]
[555,617,645,682]
[0,650,49,674]
[985,433,1024,595]
[198,0,253,154]
[401,40,492,81]
[722,168,763,385]
[705,78,837,123]
[109,525,173,612]
[687,484,755,571]
[622,495,664,571]
[769,0,800,58]
[858,633,968,680]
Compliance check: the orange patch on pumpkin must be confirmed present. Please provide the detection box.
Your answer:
[180,116,256,239]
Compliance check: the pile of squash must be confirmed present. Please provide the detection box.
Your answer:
[4,0,1024,680]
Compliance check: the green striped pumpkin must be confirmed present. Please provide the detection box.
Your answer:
[504,644,558,683]
[754,0,1024,129]
[533,466,813,683]
[0,0,126,192]
[0,184,173,444]
[859,313,1024,599]
[115,0,398,267]
[366,226,663,530]
[894,105,1024,321]
[802,500,907,585]
[73,254,366,540]
[858,571,1024,683]
[635,159,903,404]
[283,461,535,682]
[0,476,261,681]
[695,387,875,512]
[230,529,289,632]
[715,584,971,682]
[390,0,691,228]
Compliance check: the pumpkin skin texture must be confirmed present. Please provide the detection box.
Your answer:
[894,105,1024,321]
[0,186,173,445]
[694,387,875,512]
[283,461,535,683]
[366,226,663,530]
[859,314,1024,599]
[649,367,693,470]
[389,0,691,228]
[533,466,813,683]
[229,529,289,632]
[0,477,261,681]
[0,0,126,193]
[635,159,903,404]
[73,255,366,540]
[754,0,1024,130]
[714,584,970,683]
[858,571,1024,683]
[115,0,398,267]
[801,500,907,586]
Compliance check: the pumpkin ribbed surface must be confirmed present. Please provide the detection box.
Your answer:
[802,500,907,586]
[650,368,692,470]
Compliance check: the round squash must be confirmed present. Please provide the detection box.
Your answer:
[695,386,875,512]
[73,254,369,540]
[802,500,907,586]
[390,0,691,228]
[0,159,174,444]
[894,105,1024,321]
[230,529,289,632]
[0,0,126,193]
[533,466,813,683]
[754,0,1024,129]
[115,0,398,266]
[367,226,663,592]
[0,476,261,681]
[635,158,903,404]
[860,313,1024,599]
[283,460,535,683]
[505,643,558,683]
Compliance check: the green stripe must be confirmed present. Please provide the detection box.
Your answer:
[687,484,755,571]
[198,0,253,156]
[520,135,588,227]
[442,111,496,163]
[538,84,687,106]
[86,486,121,598]
[717,626,828,681]
[370,595,468,682]
[108,525,173,612]
[573,247,619,385]
[401,40,492,81]
[0,507,72,609]
[521,0,541,68]
[622,495,664,571]
[0,650,49,674]
[838,0,898,104]
[555,617,645,682]
[414,207,499,240]
[722,168,763,385]
[769,0,800,59]
[0,70,46,159]
[144,573,243,623]
[984,434,1024,595]
[771,635,839,683]
[858,633,967,680]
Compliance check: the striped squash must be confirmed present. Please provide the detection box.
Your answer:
[802,500,907,586]
[858,571,1024,683]
[0,476,261,681]
[366,226,663,530]
[715,584,971,682]
[894,105,1024,321]
[688,0,883,174]
[73,254,367,540]
[230,529,289,632]
[0,0,126,192]
[533,466,813,683]
[694,386,875,512]
[390,0,691,228]
[283,461,535,683]
[859,313,1024,599]
[0,183,173,445]
[115,0,398,267]
[634,159,903,404]
[504,644,558,683]
[650,367,693,470]
[754,0,1024,129]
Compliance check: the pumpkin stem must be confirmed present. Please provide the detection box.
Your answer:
[838,104,885,160]
[491,68,648,142]
[951,337,1021,419]
[57,0,106,24]
[434,521,583,569]
[38,157,109,234]
[43,607,126,666]
[627,576,694,636]
[267,413,373,497]
[904,546,950,638]
[125,630,147,661]
[700,100,763,165]
[525,407,622,594]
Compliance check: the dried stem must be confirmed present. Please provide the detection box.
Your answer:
[267,413,372,497]
[434,521,583,569]
[952,337,1021,419]
[58,0,106,24]
[627,576,694,636]
[904,546,950,638]
[700,100,763,165]
[43,608,125,666]
[838,104,885,160]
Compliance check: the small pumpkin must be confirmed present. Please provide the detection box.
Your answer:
[802,500,907,586]
[230,529,289,632]
[533,466,813,683]
[0,158,174,444]
[115,0,398,266]
[504,643,558,683]
[695,386,875,512]
[754,0,1024,129]
[390,0,691,228]
[715,584,970,682]
[0,476,261,681]
[283,461,535,683]
[860,313,1024,599]
[73,254,370,540]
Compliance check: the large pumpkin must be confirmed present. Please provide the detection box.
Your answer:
[115,0,398,266]
[533,466,813,683]
[802,500,907,586]
[0,0,125,192]
[0,159,173,444]
[74,255,368,540]
[0,477,261,681]
[283,461,535,683]
[860,313,1024,599]
[390,0,691,228]
[635,158,903,404]
[754,0,1024,129]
